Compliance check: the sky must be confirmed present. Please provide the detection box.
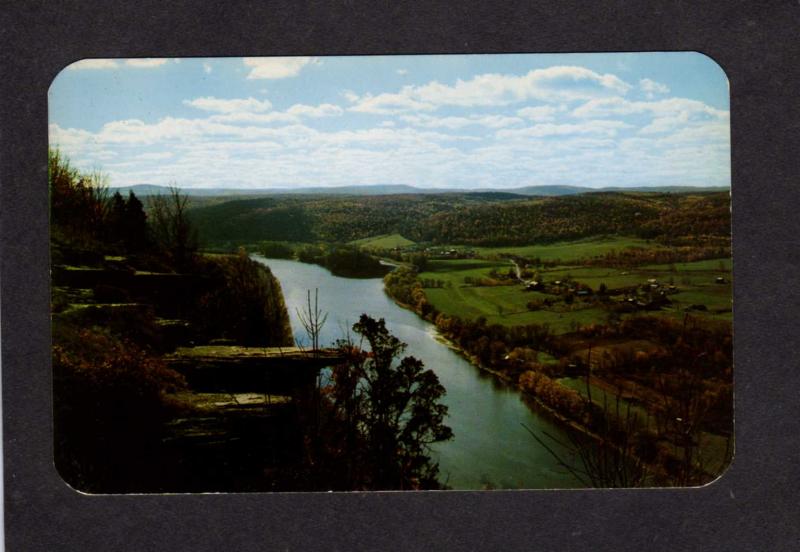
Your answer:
[48,53,730,190]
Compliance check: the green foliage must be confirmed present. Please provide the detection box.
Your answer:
[49,148,110,247]
[297,243,388,278]
[188,198,315,243]
[189,191,731,248]
[50,149,158,258]
[108,191,151,252]
[258,240,295,259]
[194,249,294,346]
[408,252,429,271]
[326,315,453,490]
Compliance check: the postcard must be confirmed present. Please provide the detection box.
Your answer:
[48,53,732,492]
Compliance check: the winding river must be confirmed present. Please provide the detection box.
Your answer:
[253,255,582,490]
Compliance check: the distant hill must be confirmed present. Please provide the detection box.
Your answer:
[112,183,729,198]
[187,190,732,247]
[111,183,450,197]
[491,185,590,196]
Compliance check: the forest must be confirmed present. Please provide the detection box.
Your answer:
[187,190,731,248]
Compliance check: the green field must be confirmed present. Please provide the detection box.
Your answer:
[641,258,731,272]
[540,263,731,291]
[418,248,732,332]
[446,236,664,263]
[350,233,416,250]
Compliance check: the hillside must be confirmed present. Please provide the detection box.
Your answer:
[188,191,731,247]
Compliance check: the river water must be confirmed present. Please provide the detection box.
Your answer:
[253,255,582,490]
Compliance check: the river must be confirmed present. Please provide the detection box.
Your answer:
[253,255,583,490]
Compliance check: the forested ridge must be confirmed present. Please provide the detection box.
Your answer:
[187,191,731,247]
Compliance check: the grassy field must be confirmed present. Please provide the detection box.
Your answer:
[418,251,732,332]
[444,236,664,263]
[540,263,730,290]
[350,233,416,250]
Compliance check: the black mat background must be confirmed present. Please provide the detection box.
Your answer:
[2,2,799,550]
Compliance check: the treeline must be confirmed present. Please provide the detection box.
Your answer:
[188,191,731,248]
[50,149,200,270]
[296,243,390,278]
[583,244,731,268]
[51,149,149,254]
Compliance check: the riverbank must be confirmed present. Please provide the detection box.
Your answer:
[387,291,602,446]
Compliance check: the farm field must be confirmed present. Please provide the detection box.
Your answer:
[350,233,416,250]
[417,241,732,332]
[441,236,664,263]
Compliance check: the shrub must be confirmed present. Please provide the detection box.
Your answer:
[53,328,186,492]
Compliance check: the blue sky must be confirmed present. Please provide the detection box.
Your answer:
[49,53,730,190]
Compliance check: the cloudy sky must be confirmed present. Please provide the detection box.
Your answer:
[49,53,730,190]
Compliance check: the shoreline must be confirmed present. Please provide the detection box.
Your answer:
[384,290,601,441]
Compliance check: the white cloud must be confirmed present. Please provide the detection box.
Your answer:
[243,57,319,79]
[639,78,670,98]
[396,69,408,75]
[286,103,343,117]
[125,59,168,68]
[207,112,298,125]
[496,120,632,140]
[350,66,632,114]
[50,105,729,189]
[573,97,726,120]
[184,96,273,113]
[135,152,174,161]
[516,105,559,122]
[349,92,436,115]
[68,59,119,70]
[203,62,213,74]
[49,62,729,190]
[402,114,522,129]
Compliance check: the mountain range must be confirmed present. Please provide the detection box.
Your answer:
[110,183,729,198]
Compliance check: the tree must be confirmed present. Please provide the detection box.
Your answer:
[123,191,150,252]
[329,315,453,489]
[49,148,110,245]
[148,186,197,269]
[296,288,328,352]
[107,190,150,252]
